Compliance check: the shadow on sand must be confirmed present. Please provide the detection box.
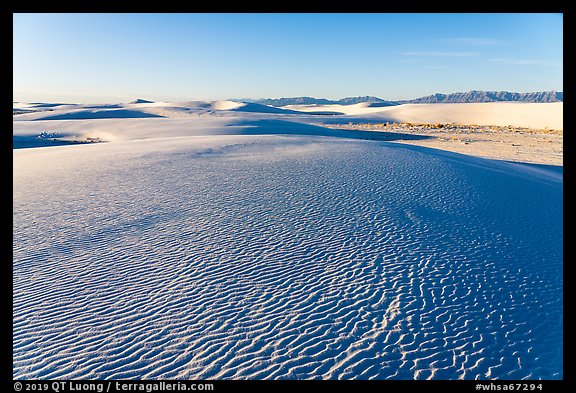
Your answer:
[229,119,433,142]
[13,136,93,149]
[34,109,164,121]
[13,119,432,149]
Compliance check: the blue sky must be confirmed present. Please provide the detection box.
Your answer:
[13,13,563,103]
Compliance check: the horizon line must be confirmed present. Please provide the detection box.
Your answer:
[13,88,563,105]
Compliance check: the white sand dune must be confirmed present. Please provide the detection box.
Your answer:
[14,100,563,129]
[13,100,307,122]
[285,102,563,130]
[13,101,562,380]
[13,100,563,149]
[13,117,421,148]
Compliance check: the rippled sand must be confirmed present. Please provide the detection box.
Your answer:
[13,135,562,379]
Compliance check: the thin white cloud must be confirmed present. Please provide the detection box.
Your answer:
[522,76,563,88]
[402,51,480,57]
[488,57,562,67]
[440,37,500,46]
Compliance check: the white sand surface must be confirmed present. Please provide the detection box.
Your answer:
[13,100,562,379]
[284,102,563,130]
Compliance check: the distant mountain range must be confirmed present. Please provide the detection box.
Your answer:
[241,90,563,106]
[244,96,397,107]
[406,90,563,104]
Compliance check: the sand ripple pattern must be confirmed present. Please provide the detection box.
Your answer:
[13,136,562,379]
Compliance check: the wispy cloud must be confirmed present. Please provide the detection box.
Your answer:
[522,76,563,86]
[423,65,453,70]
[402,51,480,57]
[439,37,500,46]
[488,57,562,67]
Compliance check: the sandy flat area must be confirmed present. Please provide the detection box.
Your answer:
[322,122,563,166]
